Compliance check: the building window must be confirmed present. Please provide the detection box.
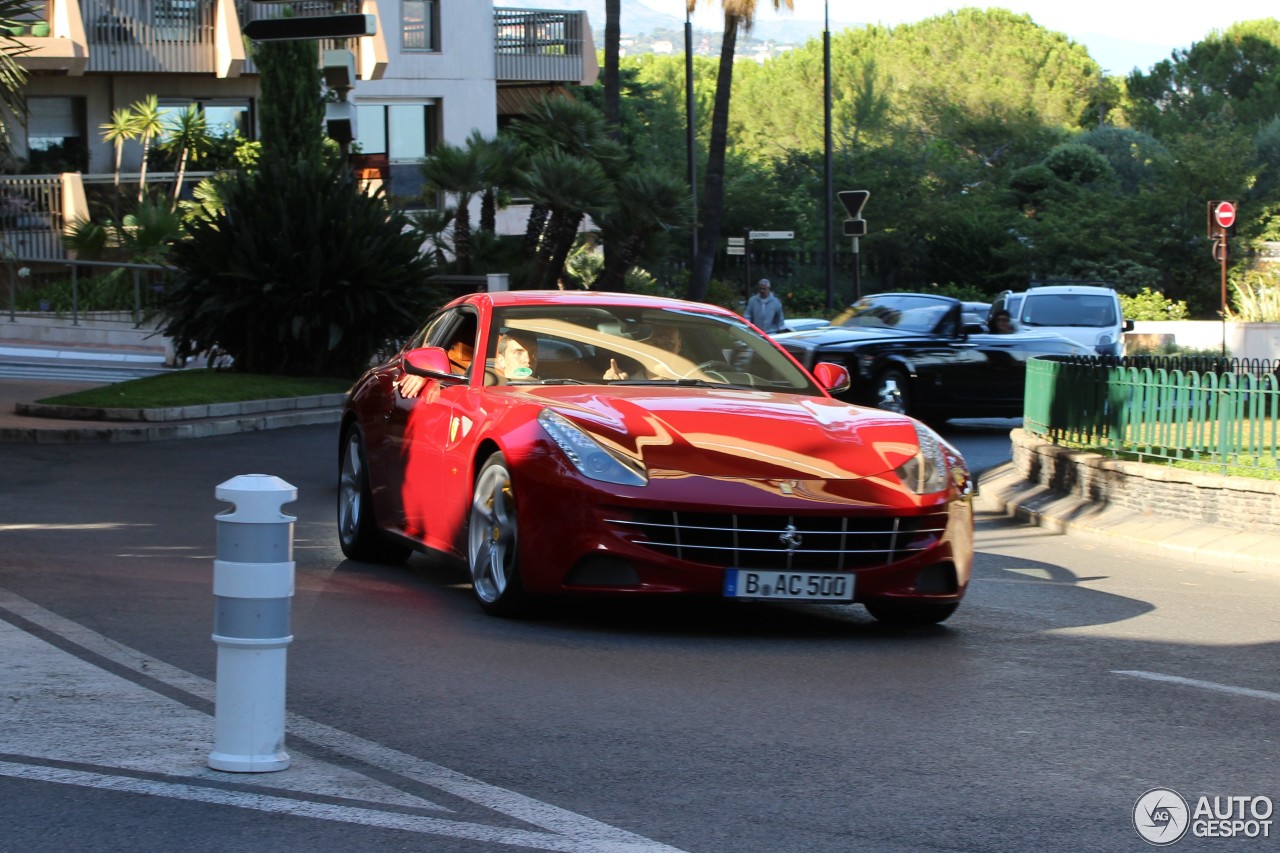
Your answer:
[354,102,439,208]
[402,1,439,52]
[26,97,87,173]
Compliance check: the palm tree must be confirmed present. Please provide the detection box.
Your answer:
[592,168,692,291]
[686,0,793,302]
[419,137,489,274]
[130,95,166,203]
[99,108,139,220]
[508,95,625,262]
[521,149,614,289]
[0,1,34,164]
[157,105,211,211]
[475,130,521,235]
[602,0,621,134]
[100,108,138,189]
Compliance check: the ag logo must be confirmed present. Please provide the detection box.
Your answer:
[1134,788,1190,846]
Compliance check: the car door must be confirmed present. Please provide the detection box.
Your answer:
[382,308,479,547]
[906,305,989,413]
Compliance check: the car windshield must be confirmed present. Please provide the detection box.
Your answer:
[830,294,952,333]
[1020,293,1117,327]
[490,305,819,393]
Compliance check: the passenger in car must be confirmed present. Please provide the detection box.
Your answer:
[988,310,1014,334]
[397,338,473,398]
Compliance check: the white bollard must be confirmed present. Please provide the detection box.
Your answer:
[208,474,297,773]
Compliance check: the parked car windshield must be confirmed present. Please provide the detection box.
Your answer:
[830,294,953,333]
[1020,293,1118,328]
[491,304,820,393]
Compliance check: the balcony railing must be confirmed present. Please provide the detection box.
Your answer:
[10,0,88,75]
[493,8,593,84]
[82,0,226,74]
[54,0,383,78]
[0,176,69,260]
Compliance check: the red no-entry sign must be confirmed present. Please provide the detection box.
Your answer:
[1214,201,1237,229]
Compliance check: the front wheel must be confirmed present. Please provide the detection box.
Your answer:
[874,368,910,416]
[864,599,958,627]
[337,427,412,564]
[467,453,531,617]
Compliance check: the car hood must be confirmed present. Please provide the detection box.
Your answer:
[774,325,921,348]
[509,385,927,482]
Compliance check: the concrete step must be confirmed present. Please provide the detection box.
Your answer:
[0,312,174,363]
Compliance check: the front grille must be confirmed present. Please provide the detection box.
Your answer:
[607,510,948,571]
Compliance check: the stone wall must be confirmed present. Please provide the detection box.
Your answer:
[1010,429,1280,536]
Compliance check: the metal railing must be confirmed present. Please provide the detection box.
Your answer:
[493,8,586,82]
[3,255,172,326]
[1024,355,1280,473]
[0,176,66,260]
[83,0,219,74]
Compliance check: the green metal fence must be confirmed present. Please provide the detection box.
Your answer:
[1024,355,1280,473]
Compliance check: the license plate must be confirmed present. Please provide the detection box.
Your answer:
[723,570,855,602]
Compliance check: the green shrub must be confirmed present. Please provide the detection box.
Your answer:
[1229,267,1280,322]
[160,156,442,377]
[1120,287,1189,321]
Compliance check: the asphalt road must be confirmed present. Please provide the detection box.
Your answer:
[2,424,1278,852]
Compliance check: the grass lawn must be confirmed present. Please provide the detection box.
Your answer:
[36,370,355,409]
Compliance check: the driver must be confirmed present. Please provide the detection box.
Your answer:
[495,332,538,379]
[604,325,681,380]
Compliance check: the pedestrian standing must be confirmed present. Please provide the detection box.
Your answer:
[744,278,786,334]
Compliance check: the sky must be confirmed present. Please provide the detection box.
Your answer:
[638,0,1280,73]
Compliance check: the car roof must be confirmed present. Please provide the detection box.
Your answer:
[1022,285,1119,296]
[460,289,736,317]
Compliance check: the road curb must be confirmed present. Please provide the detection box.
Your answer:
[976,463,1280,578]
[15,393,348,423]
[1,398,343,444]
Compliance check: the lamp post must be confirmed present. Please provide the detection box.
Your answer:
[823,0,834,309]
[685,6,699,273]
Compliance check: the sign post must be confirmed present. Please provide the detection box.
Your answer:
[1209,201,1237,356]
[242,13,375,42]
[838,190,870,299]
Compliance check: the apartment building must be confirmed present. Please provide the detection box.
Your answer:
[3,0,596,256]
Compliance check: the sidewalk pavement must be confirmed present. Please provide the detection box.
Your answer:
[0,344,343,443]
[3,342,1278,578]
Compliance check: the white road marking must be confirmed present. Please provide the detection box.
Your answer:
[1113,670,1280,702]
[0,588,687,853]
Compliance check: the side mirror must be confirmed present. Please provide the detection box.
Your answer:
[812,362,852,395]
[1123,319,1135,332]
[402,346,454,376]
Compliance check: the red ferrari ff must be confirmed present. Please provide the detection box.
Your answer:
[338,291,974,624]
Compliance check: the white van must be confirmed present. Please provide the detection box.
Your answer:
[993,282,1133,356]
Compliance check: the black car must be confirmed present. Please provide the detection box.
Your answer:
[774,292,1088,421]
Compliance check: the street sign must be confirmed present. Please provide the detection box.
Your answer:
[837,190,870,219]
[726,247,745,256]
[838,189,870,239]
[727,237,745,247]
[748,231,793,240]
[1214,200,1237,229]
[243,14,375,41]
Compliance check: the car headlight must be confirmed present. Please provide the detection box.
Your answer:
[894,421,950,495]
[538,410,648,487]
